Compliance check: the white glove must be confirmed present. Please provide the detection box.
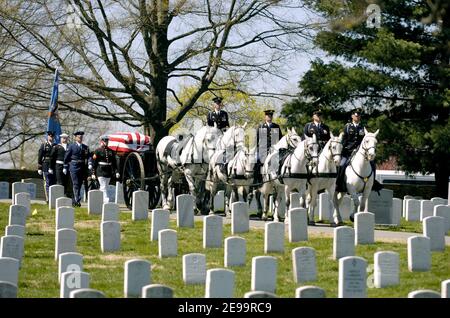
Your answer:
[88,165,93,170]
[91,174,96,180]
[38,169,42,175]
[116,173,120,179]
[63,168,67,175]
[48,169,53,174]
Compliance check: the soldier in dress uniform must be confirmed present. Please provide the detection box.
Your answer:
[38,131,56,201]
[303,109,330,151]
[89,135,119,203]
[336,108,382,192]
[50,133,70,196]
[64,131,90,207]
[207,97,230,131]
[250,109,283,218]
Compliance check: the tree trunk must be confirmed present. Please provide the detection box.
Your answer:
[144,121,169,146]
[434,152,449,198]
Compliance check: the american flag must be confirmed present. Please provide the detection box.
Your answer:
[106,132,151,153]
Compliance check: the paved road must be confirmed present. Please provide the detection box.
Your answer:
[4,199,449,246]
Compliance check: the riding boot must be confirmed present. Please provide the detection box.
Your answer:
[370,161,383,193]
[335,165,345,192]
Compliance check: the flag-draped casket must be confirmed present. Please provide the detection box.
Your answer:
[106,132,151,154]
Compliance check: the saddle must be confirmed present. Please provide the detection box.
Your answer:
[277,147,292,176]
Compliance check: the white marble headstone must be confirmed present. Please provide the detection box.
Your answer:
[60,271,89,298]
[15,193,30,216]
[132,191,149,221]
[55,228,77,260]
[124,259,151,298]
[423,216,445,251]
[158,229,177,258]
[151,209,170,241]
[231,202,249,234]
[176,194,194,227]
[142,284,173,298]
[56,207,75,231]
[0,257,19,286]
[355,212,374,245]
[264,222,285,253]
[224,236,246,267]
[0,281,17,298]
[408,290,441,298]
[374,251,399,288]
[70,288,106,298]
[101,221,121,252]
[420,200,433,220]
[56,197,72,210]
[0,235,24,266]
[8,205,27,226]
[203,215,223,248]
[434,205,450,233]
[5,225,25,238]
[333,226,355,260]
[288,208,308,242]
[0,182,9,199]
[58,252,83,283]
[338,256,367,298]
[115,182,125,205]
[392,198,402,226]
[183,253,206,285]
[407,236,431,272]
[205,269,235,298]
[49,185,65,210]
[88,190,103,215]
[292,247,317,283]
[251,256,277,293]
[406,199,420,221]
[102,203,120,222]
[318,192,331,221]
[295,286,326,298]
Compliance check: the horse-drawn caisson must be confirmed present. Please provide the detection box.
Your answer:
[99,120,380,226]
[99,132,162,210]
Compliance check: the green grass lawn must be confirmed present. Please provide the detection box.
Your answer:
[1,203,448,298]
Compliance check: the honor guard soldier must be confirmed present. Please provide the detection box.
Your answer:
[256,109,283,163]
[250,109,283,218]
[89,135,119,203]
[207,97,230,131]
[64,131,90,207]
[50,133,70,196]
[38,131,56,201]
[303,109,330,151]
[336,108,382,192]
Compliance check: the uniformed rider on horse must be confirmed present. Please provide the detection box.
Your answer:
[336,108,382,192]
[207,97,229,131]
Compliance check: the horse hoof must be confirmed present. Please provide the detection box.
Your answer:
[308,221,316,226]
[349,214,354,222]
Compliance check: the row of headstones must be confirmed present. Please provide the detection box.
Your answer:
[54,254,450,298]
[0,182,36,201]
[0,197,31,298]
[48,182,126,211]
[403,196,450,229]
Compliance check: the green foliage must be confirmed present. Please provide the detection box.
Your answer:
[282,0,450,196]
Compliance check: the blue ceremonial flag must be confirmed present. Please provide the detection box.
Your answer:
[47,69,62,144]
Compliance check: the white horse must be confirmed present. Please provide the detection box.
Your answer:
[156,134,191,210]
[305,132,344,225]
[206,125,248,214]
[333,128,379,221]
[180,125,223,213]
[259,130,319,222]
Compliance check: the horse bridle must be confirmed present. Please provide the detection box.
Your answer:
[304,139,320,162]
[328,139,343,162]
[359,136,377,160]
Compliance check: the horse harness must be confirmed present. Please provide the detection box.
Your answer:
[348,136,376,192]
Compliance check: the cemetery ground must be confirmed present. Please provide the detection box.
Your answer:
[0,202,448,298]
